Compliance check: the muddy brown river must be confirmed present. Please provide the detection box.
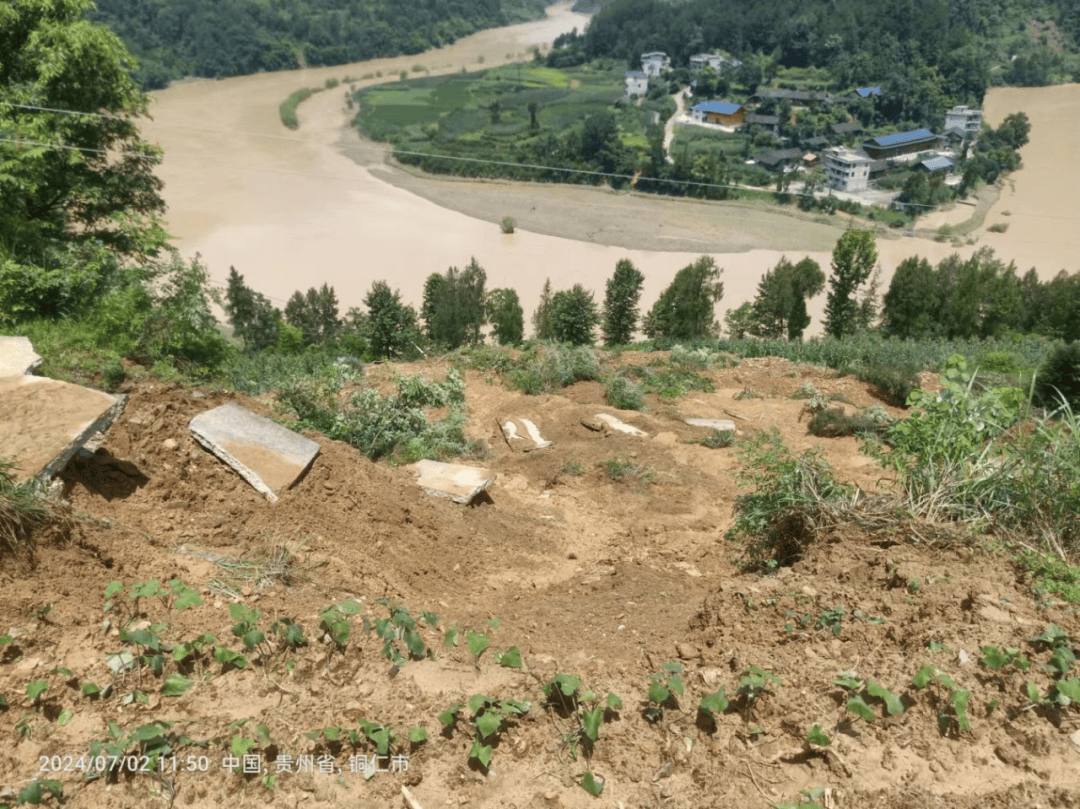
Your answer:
[142,4,1079,336]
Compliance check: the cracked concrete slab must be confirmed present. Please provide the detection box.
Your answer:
[0,376,126,481]
[189,403,320,502]
[0,336,43,376]
[595,414,648,436]
[520,419,552,449]
[685,418,737,432]
[412,460,495,504]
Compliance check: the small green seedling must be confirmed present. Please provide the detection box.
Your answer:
[735,665,781,725]
[319,599,363,659]
[913,666,971,737]
[815,606,846,637]
[439,695,530,770]
[697,688,729,731]
[494,646,523,669]
[372,601,435,672]
[541,673,622,762]
[466,630,489,667]
[645,662,684,722]
[806,724,831,748]
[16,780,63,805]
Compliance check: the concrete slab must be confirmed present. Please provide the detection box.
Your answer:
[189,403,320,502]
[595,414,648,436]
[0,336,42,376]
[685,418,737,432]
[501,421,523,441]
[520,419,552,449]
[0,376,126,481]
[412,459,495,504]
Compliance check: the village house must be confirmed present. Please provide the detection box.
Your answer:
[832,120,862,137]
[689,52,742,74]
[690,101,744,126]
[862,128,940,159]
[641,52,670,77]
[752,147,804,171]
[855,86,882,98]
[944,105,983,138]
[918,155,954,175]
[743,112,779,134]
[624,70,648,97]
[823,146,873,191]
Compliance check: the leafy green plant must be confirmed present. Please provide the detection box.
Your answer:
[15,779,63,805]
[541,673,622,767]
[604,374,646,411]
[912,666,971,736]
[834,672,904,725]
[735,666,781,732]
[319,599,363,660]
[372,601,436,672]
[439,694,530,770]
[815,606,846,637]
[598,457,655,486]
[685,428,735,449]
[645,662,684,722]
[727,429,854,570]
[499,217,516,234]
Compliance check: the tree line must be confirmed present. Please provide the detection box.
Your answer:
[86,0,550,89]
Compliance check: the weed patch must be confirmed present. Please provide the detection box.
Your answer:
[598,457,655,486]
[0,459,57,551]
[685,429,735,449]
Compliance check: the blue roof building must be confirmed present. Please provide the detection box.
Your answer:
[690,100,745,124]
[863,128,939,158]
[855,86,882,98]
[919,156,953,173]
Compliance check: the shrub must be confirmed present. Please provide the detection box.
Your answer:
[500,217,516,234]
[507,344,601,394]
[858,361,920,406]
[686,429,735,448]
[604,375,646,411]
[807,408,884,438]
[1036,343,1080,412]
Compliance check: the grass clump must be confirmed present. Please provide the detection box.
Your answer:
[727,430,855,569]
[0,459,56,552]
[1035,343,1080,412]
[807,407,888,438]
[604,374,646,411]
[506,344,601,394]
[598,457,655,486]
[685,429,735,448]
[277,367,483,463]
[858,360,921,406]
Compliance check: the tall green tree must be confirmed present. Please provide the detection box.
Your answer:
[824,231,877,339]
[486,287,524,346]
[0,0,166,260]
[882,255,935,339]
[532,278,555,340]
[748,256,824,340]
[549,284,599,346]
[420,272,446,338]
[601,258,645,346]
[642,256,724,341]
[363,280,418,359]
[223,266,281,350]
[428,258,487,349]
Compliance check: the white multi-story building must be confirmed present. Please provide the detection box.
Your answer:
[689,53,741,73]
[944,105,982,138]
[641,52,670,77]
[624,71,648,97]
[823,146,872,191]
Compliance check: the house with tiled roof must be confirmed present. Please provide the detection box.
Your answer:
[624,71,648,97]
[641,52,670,78]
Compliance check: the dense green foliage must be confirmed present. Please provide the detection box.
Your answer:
[1036,343,1080,412]
[643,257,724,340]
[485,287,524,346]
[87,0,550,88]
[549,284,600,346]
[363,280,420,359]
[824,231,878,340]
[224,267,282,350]
[746,256,824,341]
[582,0,1079,110]
[422,259,488,350]
[284,284,341,346]
[602,259,645,346]
[882,249,1080,342]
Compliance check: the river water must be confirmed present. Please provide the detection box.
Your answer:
[142,4,1079,335]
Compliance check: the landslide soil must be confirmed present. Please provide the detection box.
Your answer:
[2,358,1079,808]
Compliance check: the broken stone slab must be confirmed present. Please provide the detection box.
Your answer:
[0,375,125,481]
[501,421,523,441]
[685,418,737,432]
[595,413,647,436]
[0,336,43,376]
[412,459,495,504]
[520,419,552,449]
[189,403,320,502]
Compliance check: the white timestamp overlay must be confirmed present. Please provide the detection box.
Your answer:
[39,753,411,776]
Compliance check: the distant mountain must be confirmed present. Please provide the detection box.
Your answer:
[90,0,552,89]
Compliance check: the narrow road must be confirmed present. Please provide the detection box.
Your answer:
[662,87,688,163]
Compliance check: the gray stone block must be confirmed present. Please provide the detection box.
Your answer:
[412,459,495,504]
[595,414,647,436]
[189,403,320,502]
[0,336,43,376]
[0,376,125,481]
[685,418,737,432]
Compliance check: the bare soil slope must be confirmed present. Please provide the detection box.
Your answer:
[1,360,1078,808]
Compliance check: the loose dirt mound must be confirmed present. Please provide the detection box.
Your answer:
[1,361,1077,808]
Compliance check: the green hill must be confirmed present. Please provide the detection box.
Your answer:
[88,0,552,89]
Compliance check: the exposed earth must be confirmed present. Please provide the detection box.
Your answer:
[2,357,1079,808]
